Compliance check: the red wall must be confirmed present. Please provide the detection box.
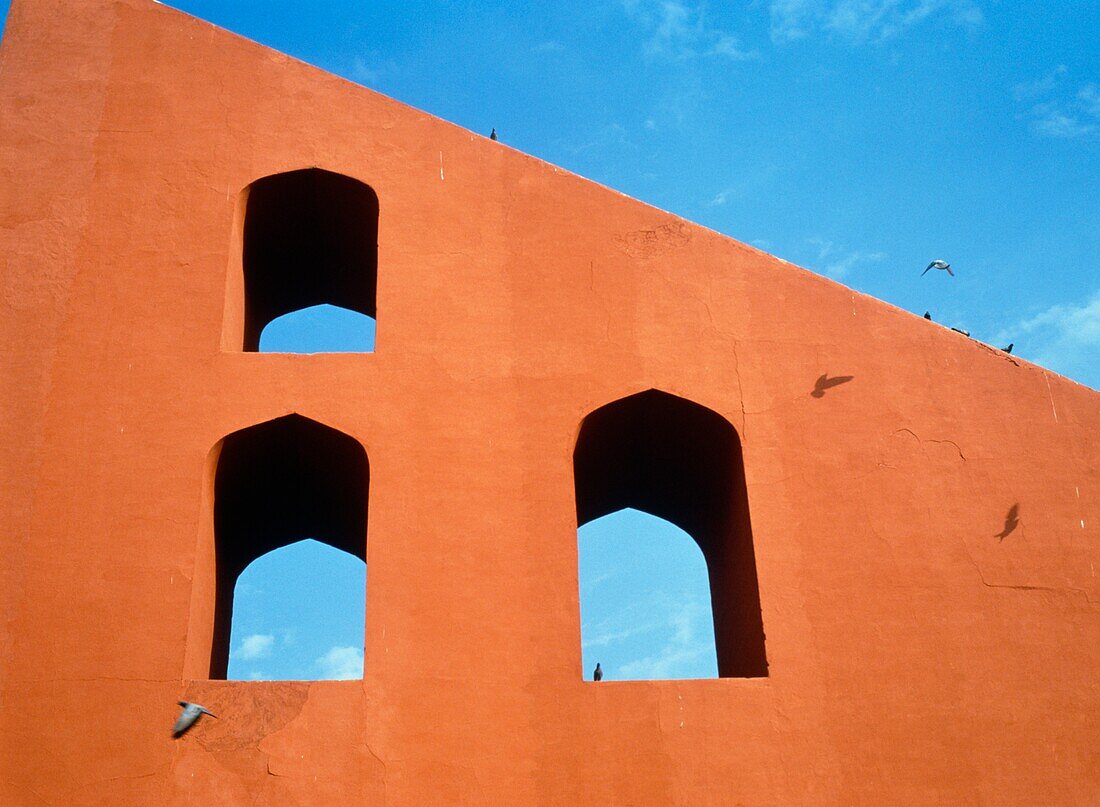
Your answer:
[1,1,1097,803]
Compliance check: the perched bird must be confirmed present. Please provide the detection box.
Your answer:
[811,373,855,398]
[1001,343,1014,354]
[172,701,217,738]
[593,663,603,682]
[951,327,970,337]
[489,128,498,141]
[923,311,932,320]
[994,504,1020,541]
[922,259,954,277]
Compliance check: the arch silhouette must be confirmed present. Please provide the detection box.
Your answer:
[240,168,379,351]
[574,389,767,678]
[208,414,368,678]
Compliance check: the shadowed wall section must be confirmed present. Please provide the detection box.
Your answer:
[241,168,379,351]
[209,414,368,678]
[574,390,767,678]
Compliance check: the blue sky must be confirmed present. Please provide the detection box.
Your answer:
[2,1,1096,680]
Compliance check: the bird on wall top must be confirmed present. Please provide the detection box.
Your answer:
[1002,343,1014,354]
[172,701,217,738]
[593,663,603,681]
[923,311,933,320]
[489,128,498,141]
[922,259,954,277]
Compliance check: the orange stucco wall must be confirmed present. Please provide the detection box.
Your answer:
[0,1,1097,803]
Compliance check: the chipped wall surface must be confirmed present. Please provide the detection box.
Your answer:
[0,0,1098,804]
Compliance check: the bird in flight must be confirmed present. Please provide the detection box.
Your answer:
[994,504,1020,541]
[922,260,954,277]
[593,663,603,681]
[811,373,854,398]
[172,701,217,738]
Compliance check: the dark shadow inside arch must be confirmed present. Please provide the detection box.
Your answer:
[210,414,368,679]
[574,389,767,678]
[242,168,378,352]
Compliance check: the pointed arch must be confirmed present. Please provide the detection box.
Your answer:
[202,414,369,679]
[573,389,767,678]
[229,168,379,352]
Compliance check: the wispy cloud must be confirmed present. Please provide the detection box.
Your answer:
[809,237,886,280]
[1012,65,1068,103]
[1080,84,1100,118]
[1013,67,1100,139]
[236,634,274,661]
[623,1,758,61]
[995,290,1100,389]
[616,600,712,679]
[568,122,639,156]
[770,0,983,43]
[316,645,364,679]
[348,55,398,87]
[706,188,735,207]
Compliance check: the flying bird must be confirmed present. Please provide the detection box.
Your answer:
[811,373,855,398]
[489,128,498,141]
[593,663,603,682]
[1001,343,1014,354]
[994,504,1020,541]
[922,259,954,277]
[172,701,217,738]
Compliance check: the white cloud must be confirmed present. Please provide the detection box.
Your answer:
[997,290,1100,389]
[1012,65,1067,102]
[808,237,886,279]
[706,188,734,206]
[1013,67,1100,139]
[1077,84,1100,118]
[568,122,638,156]
[616,600,711,679]
[316,645,364,679]
[237,634,274,661]
[770,0,815,41]
[1030,106,1095,139]
[770,0,983,43]
[623,0,758,61]
[348,56,398,87]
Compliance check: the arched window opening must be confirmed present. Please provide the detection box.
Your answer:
[579,508,718,681]
[258,304,377,353]
[241,168,378,352]
[227,539,366,681]
[573,389,767,679]
[209,414,368,679]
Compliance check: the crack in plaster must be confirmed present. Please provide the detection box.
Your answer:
[364,740,388,789]
[892,428,966,461]
[960,541,1098,604]
[729,339,748,438]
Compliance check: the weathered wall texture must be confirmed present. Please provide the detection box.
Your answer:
[1,1,1097,803]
